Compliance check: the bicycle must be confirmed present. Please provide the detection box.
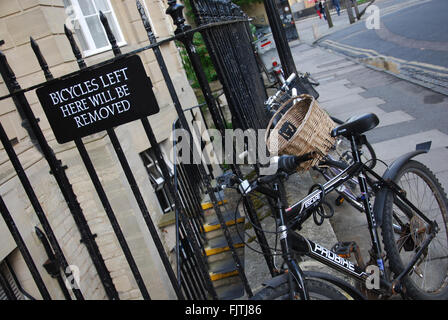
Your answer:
[217,153,365,300]
[217,77,448,299]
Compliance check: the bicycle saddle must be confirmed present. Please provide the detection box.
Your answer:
[330,113,379,138]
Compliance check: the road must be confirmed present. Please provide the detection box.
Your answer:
[316,0,448,93]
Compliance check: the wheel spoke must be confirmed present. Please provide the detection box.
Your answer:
[384,162,448,298]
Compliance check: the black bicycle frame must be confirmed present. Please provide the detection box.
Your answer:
[254,179,374,298]
[252,135,439,297]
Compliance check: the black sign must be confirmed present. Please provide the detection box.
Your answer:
[36,55,159,144]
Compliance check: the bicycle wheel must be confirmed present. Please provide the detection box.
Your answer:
[381,160,448,299]
[251,278,347,300]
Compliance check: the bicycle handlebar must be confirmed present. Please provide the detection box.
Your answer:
[258,153,315,184]
[265,73,297,108]
[216,153,315,193]
[285,73,296,86]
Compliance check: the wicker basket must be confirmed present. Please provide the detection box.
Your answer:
[265,94,336,171]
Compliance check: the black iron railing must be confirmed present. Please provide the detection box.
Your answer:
[0,0,302,300]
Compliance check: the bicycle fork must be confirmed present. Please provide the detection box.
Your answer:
[274,182,310,300]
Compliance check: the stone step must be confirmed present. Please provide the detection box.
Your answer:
[209,254,244,281]
[204,233,245,257]
[214,280,245,300]
[206,247,245,264]
[201,189,228,210]
[205,222,245,242]
[203,208,245,234]
[201,199,228,211]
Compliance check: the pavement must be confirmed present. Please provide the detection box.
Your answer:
[241,0,448,299]
[296,0,448,95]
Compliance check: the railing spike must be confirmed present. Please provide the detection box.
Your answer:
[136,0,156,42]
[99,11,121,56]
[64,24,87,69]
[30,37,52,81]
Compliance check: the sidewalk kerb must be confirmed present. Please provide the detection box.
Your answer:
[312,42,448,97]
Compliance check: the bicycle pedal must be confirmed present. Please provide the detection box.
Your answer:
[335,195,345,206]
[331,241,358,259]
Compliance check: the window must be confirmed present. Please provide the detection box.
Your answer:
[0,260,24,300]
[64,0,126,56]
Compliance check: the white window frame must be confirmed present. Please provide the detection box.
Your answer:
[67,0,127,57]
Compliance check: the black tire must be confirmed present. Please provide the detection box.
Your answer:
[251,278,347,300]
[381,160,448,299]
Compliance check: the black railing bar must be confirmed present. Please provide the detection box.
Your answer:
[137,0,217,299]
[0,19,248,103]
[5,260,36,300]
[34,33,150,300]
[220,23,263,129]
[171,119,212,291]
[99,10,184,299]
[199,23,253,131]
[189,109,216,181]
[178,164,206,228]
[34,227,72,300]
[178,240,201,300]
[0,120,84,300]
[176,169,206,243]
[0,50,119,300]
[179,230,208,299]
[0,266,17,300]
[179,265,193,300]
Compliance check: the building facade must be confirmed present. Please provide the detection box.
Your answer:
[0,0,200,300]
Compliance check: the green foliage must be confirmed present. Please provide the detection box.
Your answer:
[233,0,263,7]
[182,0,196,25]
[178,33,218,90]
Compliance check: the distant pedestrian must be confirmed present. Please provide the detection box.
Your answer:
[319,1,327,20]
[314,0,323,19]
[332,0,341,16]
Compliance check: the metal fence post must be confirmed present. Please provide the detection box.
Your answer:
[262,0,297,77]
[54,29,153,300]
[166,0,253,298]
[97,11,185,300]
[352,0,361,19]
[34,227,72,300]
